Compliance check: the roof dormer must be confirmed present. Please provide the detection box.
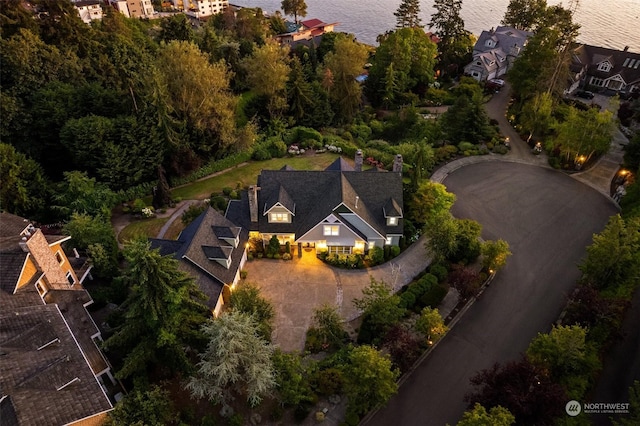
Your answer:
[597,60,612,72]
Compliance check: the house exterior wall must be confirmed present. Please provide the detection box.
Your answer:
[17,256,38,289]
[297,221,362,246]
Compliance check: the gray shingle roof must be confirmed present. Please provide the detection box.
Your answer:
[384,198,403,217]
[324,157,354,171]
[0,305,112,425]
[578,44,640,86]
[253,168,403,238]
[0,253,28,294]
[150,207,248,308]
[474,26,532,55]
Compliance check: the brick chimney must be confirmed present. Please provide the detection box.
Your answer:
[393,154,403,173]
[355,149,363,172]
[248,185,260,223]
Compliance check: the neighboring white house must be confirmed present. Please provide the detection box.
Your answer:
[170,0,228,18]
[73,0,103,24]
[464,26,532,82]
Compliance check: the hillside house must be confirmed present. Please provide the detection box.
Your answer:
[568,44,640,96]
[0,212,116,425]
[464,26,532,82]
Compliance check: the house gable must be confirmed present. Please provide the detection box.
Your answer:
[297,213,364,245]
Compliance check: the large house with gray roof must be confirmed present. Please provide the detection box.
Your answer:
[567,44,640,95]
[227,151,404,256]
[0,212,115,425]
[464,26,532,82]
[150,152,404,316]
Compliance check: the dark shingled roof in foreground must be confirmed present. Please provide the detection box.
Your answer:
[0,305,112,426]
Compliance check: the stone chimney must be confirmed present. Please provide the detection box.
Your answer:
[248,185,260,223]
[355,149,363,172]
[393,154,403,173]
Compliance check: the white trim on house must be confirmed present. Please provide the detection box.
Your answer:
[54,305,113,409]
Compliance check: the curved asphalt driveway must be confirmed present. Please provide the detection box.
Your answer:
[366,162,617,426]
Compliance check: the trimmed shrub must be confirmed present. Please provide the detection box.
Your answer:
[368,246,384,265]
[222,187,233,196]
[429,263,449,282]
[420,283,449,308]
[252,146,272,161]
[210,196,227,211]
[458,141,475,152]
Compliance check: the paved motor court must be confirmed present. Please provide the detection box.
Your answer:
[242,238,431,352]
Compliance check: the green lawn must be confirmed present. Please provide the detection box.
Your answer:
[171,153,341,200]
[119,217,168,243]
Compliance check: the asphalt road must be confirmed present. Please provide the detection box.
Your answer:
[366,162,617,426]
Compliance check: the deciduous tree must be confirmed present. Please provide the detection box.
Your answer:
[409,181,456,226]
[106,385,177,426]
[353,277,406,339]
[186,311,276,407]
[322,35,370,123]
[458,403,515,426]
[481,239,512,272]
[154,40,238,153]
[415,307,448,343]
[343,345,399,417]
[579,214,640,293]
[242,40,290,119]
[466,358,568,425]
[526,325,599,397]
[501,0,548,31]
[0,143,48,217]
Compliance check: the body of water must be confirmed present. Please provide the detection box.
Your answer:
[235,0,640,52]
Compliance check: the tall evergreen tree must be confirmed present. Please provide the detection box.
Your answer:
[428,0,474,76]
[103,239,209,380]
[394,0,423,28]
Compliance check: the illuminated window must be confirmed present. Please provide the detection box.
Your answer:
[387,217,398,226]
[386,237,393,245]
[323,225,339,236]
[270,213,289,223]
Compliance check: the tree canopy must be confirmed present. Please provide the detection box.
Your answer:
[281,0,307,24]
[394,0,423,29]
[366,28,437,107]
[103,239,209,380]
[186,311,276,407]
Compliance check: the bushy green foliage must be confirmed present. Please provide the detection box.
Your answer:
[458,403,515,426]
[312,367,345,396]
[354,278,406,343]
[419,282,449,308]
[106,385,177,426]
[305,304,347,352]
[272,350,315,407]
[342,345,399,417]
[429,263,449,282]
[181,203,207,225]
[210,195,227,211]
[368,246,385,265]
[321,253,364,269]
[266,235,281,257]
[229,282,275,341]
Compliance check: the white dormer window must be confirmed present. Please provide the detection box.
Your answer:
[485,40,494,47]
[323,225,339,236]
[387,217,398,226]
[270,213,290,223]
[598,61,612,72]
